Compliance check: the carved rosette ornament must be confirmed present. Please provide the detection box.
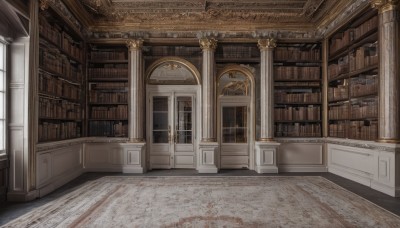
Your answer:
[199,38,218,50]
[257,38,277,50]
[39,0,50,10]
[371,0,399,13]
[126,39,144,51]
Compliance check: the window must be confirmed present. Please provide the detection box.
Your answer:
[0,37,6,154]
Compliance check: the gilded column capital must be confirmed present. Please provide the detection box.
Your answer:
[371,0,399,13]
[39,0,50,10]
[199,38,217,50]
[257,38,277,51]
[126,39,144,51]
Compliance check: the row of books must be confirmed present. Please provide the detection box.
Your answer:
[329,120,378,140]
[328,84,348,102]
[349,120,378,140]
[350,75,378,97]
[275,82,320,87]
[274,47,320,61]
[329,104,348,120]
[275,123,321,137]
[89,82,128,90]
[274,106,320,121]
[90,51,127,61]
[39,97,81,120]
[89,91,128,104]
[38,122,81,142]
[274,66,320,81]
[88,66,128,79]
[329,16,378,55]
[39,72,80,100]
[353,15,378,41]
[90,105,128,119]
[221,46,257,58]
[275,91,321,103]
[62,33,84,62]
[328,56,349,80]
[349,44,378,72]
[151,46,201,57]
[39,16,61,47]
[351,99,378,119]
[329,122,347,138]
[39,18,84,63]
[39,47,83,82]
[89,121,128,137]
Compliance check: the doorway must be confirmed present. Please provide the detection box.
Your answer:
[148,91,196,169]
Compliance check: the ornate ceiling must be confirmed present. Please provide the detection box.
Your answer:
[77,0,342,31]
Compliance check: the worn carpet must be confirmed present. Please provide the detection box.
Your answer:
[2,176,400,227]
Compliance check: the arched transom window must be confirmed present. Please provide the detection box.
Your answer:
[219,70,250,96]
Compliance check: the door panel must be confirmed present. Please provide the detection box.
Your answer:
[221,105,249,169]
[149,93,195,169]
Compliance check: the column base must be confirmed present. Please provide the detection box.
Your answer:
[123,142,146,174]
[255,141,280,174]
[198,141,219,173]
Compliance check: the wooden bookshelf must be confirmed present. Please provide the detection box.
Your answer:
[87,45,129,137]
[274,43,322,138]
[38,9,84,143]
[215,44,260,63]
[328,8,379,141]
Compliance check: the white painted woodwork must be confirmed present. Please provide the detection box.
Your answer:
[255,141,280,173]
[278,142,327,172]
[327,142,400,197]
[36,144,83,197]
[146,85,198,169]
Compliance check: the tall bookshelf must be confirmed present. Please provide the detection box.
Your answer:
[274,43,322,137]
[87,45,129,137]
[215,43,260,63]
[38,9,85,142]
[328,9,378,141]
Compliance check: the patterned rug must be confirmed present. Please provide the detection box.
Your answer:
[2,176,400,227]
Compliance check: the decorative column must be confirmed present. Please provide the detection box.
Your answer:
[198,37,218,173]
[125,39,146,173]
[255,38,280,173]
[371,0,400,143]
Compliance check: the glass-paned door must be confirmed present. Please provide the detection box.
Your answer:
[220,104,249,169]
[149,93,195,169]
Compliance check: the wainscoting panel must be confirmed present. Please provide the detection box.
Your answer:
[278,143,326,172]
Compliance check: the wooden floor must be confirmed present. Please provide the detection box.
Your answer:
[0,170,399,225]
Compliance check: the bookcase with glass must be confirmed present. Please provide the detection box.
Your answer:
[328,9,378,141]
[38,9,84,142]
[274,43,322,137]
[87,45,129,137]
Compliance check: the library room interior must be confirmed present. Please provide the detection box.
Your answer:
[0,0,400,226]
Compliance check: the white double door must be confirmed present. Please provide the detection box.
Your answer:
[148,91,196,169]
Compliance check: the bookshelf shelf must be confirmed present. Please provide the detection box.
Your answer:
[328,8,379,141]
[87,45,129,137]
[274,42,322,138]
[38,9,84,143]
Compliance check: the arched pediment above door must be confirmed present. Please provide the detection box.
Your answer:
[145,57,201,85]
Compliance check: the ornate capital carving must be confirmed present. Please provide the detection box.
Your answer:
[199,38,217,50]
[126,39,144,51]
[257,38,277,50]
[371,0,399,13]
[39,0,50,10]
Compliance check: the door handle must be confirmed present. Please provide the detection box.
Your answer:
[168,125,172,144]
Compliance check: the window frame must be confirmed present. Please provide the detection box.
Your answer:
[0,36,8,157]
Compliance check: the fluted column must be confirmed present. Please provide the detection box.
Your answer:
[371,0,400,142]
[258,38,277,141]
[199,38,217,142]
[127,39,144,142]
